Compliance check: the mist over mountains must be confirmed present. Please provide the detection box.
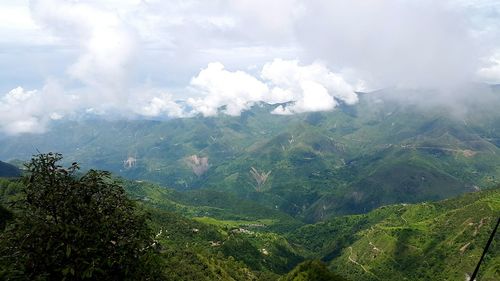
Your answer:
[2,0,500,135]
[1,85,498,221]
[1,1,500,279]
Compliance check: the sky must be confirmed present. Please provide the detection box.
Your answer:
[0,0,500,134]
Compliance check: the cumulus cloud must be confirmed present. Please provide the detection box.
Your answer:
[186,59,361,116]
[188,62,269,116]
[23,0,500,91]
[262,59,360,114]
[7,0,500,93]
[130,88,187,118]
[0,87,42,135]
[0,82,75,135]
[135,96,185,118]
[0,0,499,134]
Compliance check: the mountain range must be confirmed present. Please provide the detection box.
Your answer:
[0,161,20,178]
[1,85,499,280]
[1,86,498,222]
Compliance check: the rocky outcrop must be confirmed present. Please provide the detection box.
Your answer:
[186,155,209,176]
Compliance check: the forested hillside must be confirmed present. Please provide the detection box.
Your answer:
[0,87,499,221]
[0,161,20,178]
[290,188,500,280]
[2,0,500,279]
[1,165,498,280]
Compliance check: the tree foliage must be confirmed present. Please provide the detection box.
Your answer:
[0,153,162,280]
[278,260,348,281]
[0,204,12,230]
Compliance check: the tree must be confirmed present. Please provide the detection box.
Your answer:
[0,204,12,230]
[0,153,162,280]
[279,260,348,281]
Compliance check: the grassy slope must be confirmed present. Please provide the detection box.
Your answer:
[125,180,500,280]
[124,180,303,232]
[289,188,500,281]
[124,181,307,278]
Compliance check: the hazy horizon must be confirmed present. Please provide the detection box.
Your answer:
[1,0,500,134]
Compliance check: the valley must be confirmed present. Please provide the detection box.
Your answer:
[1,87,499,221]
[3,1,500,279]
[3,164,498,280]
[1,86,499,280]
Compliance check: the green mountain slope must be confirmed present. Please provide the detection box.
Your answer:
[278,260,347,281]
[289,188,500,281]
[123,180,500,280]
[0,161,20,178]
[1,170,499,280]
[125,181,307,276]
[0,86,498,220]
[124,180,303,232]
[0,177,303,280]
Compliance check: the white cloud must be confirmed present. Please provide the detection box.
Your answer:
[1,0,500,134]
[50,112,63,120]
[477,51,500,83]
[0,59,361,134]
[0,1,57,46]
[2,0,497,91]
[186,59,360,116]
[17,0,500,91]
[129,0,300,49]
[0,87,46,135]
[0,3,37,30]
[0,82,73,135]
[187,62,269,116]
[131,89,187,118]
[30,0,137,105]
[262,59,359,114]
[271,81,336,115]
[294,0,483,88]
[225,0,302,44]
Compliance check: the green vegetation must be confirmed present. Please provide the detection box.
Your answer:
[0,204,11,230]
[290,188,500,281]
[128,184,306,277]
[124,180,303,232]
[1,88,498,221]
[279,260,347,281]
[0,87,499,279]
[0,154,498,280]
[0,177,23,205]
[0,155,307,280]
[0,153,162,280]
